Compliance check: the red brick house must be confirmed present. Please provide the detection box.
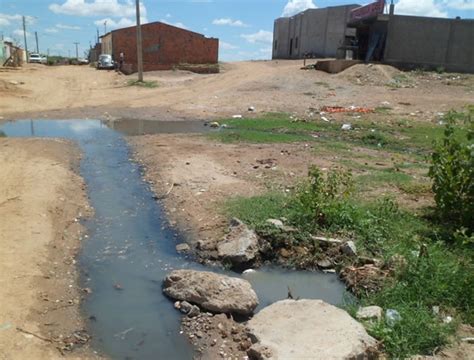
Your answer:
[100,22,219,73]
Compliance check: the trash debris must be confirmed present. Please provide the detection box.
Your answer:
[386,309,401,326]
[248,106,255,112]
[341,124,353,131]
[320,106,374,114]
[232,115,243,119]
[209,122,220,128]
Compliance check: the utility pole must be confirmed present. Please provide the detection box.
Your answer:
[104,20,107,35]
[96,28,100,43]
[135,0,144,82]
[73,42,79,59]
[22,16,29,62]
[35,31,39,53]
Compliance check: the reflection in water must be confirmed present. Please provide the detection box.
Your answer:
[0,119,349,360]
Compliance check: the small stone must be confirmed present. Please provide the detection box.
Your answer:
[356,306,383,321]
[248,106,255,112]
[341,241,357,257]
[341,124,353,131]
[461,337,474,344]
[209,122,220,128]
[266,219,283,228]
[176,243,190,253]
[196,331,203,338]
[316,259,332,269]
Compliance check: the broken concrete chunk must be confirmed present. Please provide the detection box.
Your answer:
[247,299,378,360]
[356,306,383,322]
[163,269,259,315]
[217,218,259,266]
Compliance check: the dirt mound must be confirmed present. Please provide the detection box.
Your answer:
[338,63,404,86]
[0,79,26,96]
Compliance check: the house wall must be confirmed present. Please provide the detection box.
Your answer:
[272,5,359,59]
[384,15,474,73]
[110,22,218,72]
[101,33,113,55]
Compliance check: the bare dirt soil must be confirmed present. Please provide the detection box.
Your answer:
[0,138,95,359]
[0,61,472,121]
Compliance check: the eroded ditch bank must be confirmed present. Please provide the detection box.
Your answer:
[0,119,349,359]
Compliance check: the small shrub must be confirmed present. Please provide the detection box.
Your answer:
[127,80,159,88]
[361,132,389,147]
[429,109,474,233]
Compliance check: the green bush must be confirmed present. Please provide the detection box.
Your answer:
[429,109,474,233]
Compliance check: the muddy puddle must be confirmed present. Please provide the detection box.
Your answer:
[0,119,348,359]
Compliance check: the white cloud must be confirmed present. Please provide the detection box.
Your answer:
[443,0,474,10]
[241,30,273,44]
[49,0,147,18]
[56,23,81,30]
[212,18,248,27]
[0,13,35,26]
[395,0,448,17]
[282,0,317,17]
[45,27,59,33]
[94,17,136,29]
[13,29,31,38]
[220,41,238,50]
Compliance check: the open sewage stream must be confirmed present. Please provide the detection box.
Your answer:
[0,119,348,359]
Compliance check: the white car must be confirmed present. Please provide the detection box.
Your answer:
[29,53,47,64]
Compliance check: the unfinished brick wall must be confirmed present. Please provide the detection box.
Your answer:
[110,22,219,72]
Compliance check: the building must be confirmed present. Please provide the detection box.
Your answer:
[349,12,474,73]
[100,21,218,73]
[273,0,474,73]
[1,41,26,67]
[272,4,360,59]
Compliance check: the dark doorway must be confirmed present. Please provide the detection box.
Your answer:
[289,38,293,56]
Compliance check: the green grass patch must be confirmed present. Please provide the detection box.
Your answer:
[127,79,159,88]
[223,166,473,358]
[374,106,393,114]
[0,130,6,137]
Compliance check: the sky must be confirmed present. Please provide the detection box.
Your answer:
[0,0,473,61]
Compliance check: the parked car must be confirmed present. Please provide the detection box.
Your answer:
[78,58,89,65]
[97,54,114,70]
[29,53,47,64]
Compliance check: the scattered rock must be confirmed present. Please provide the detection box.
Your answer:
[461,337,474,344]
[176,243,191,253]
[248,344,273,359]
[217,218,259,266]
[266,219,283,228]
[163,269,259,315]
[356,306,383,322]
[341,123,353,131]
[341,241,357,257]
[209,122,220,128]
[316,259,333,269]
[248,106,255,112]
[310,235,343,247]
[232,115,243,119]
[247,299,378,359]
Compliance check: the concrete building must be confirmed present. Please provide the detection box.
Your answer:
[100,21,218,73]
[349,14,474,73]
[272,4,360,59]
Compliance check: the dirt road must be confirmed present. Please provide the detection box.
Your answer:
[0,138,93,359]
[1,61,472,121]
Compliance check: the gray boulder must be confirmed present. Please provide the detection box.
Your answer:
[217,218,259,265]
[247,299,378,360]
[163,269,259,315]
[356,306,383,322]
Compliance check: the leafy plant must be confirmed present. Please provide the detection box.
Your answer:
[429,109,474,233]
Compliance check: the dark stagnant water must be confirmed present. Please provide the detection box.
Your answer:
[0,119,348,360]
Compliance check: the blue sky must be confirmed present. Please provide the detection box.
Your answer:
[1,0,473,61]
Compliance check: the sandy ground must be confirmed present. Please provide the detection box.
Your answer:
[0,61,473,121]
[0,138,94,359]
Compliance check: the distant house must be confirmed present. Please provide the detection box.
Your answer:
[100,21,219,73]
[273,0,474,73]
[1,41,26,67]
[273,4,360,59]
